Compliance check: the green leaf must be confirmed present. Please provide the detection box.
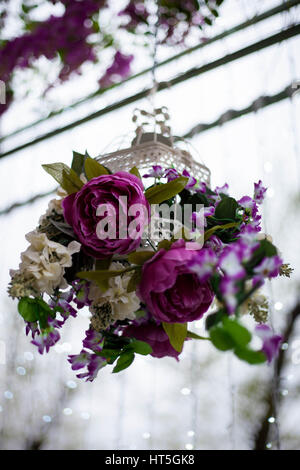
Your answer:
[128,340,152,355]
[215,197,238,220]
[71,151,86,176]
[129,166,142,179]
[84,156,109,180]
[42,163,83,194]
[162,322,187,353]
[204,222,239,242]
[99,349,120,364]
[210,327,235,351]
[77,267,135,282]
[186,331,210,341]
[128,251,154,265]
[18,297,53,327]
[127,269,142,293]
[234,347,266,365]
[145,176,188,204]
[157,239,173,251]
[222,317,252,348]
[259,239,278,257]
[18,297,39,322]
[95,258,112,270]
[112,352,135,373]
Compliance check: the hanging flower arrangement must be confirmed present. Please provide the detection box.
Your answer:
[8,150,292,381]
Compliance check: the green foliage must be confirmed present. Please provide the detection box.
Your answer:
[129,166,142,179]
[128,251,154,265]
[215,196,238,220]
[209,315,267,365]
[145,176,188,204]
[162,322,187,353]
[186,331,210,340]
[234,347,266,365]
[112,352,135,373]
[42,162,83,194]
[18,297,53,330]
[77,266,135,282]
[246,239,278,272]
[126,268,142,293]
[71,151,86,176]
[204,221,239,242]
[210,327,235,351]
[84,156,109,179]
[100,332,152,374]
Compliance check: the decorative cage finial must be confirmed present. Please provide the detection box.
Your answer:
[96,107,211,185]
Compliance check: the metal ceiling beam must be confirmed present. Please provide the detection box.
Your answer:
[1,0,299,144]
[1,81,297,217]
[1,23,300,160]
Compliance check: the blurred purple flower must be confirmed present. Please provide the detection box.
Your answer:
[254,180,267,204]
[99,51,134,88]
[255,324,282,363]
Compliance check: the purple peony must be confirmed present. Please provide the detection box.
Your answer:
[138,240,214,323]
[123,323,180,360]
[62,171,150,259]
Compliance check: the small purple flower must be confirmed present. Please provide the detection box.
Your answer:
[238,196,257,213]
[71,279,91,309]
[191,206,215,231]
[68,350,91,371]
[220,277,238,314]
[99,51,134,88]
[218,246,246,280]
[195,182,207,193]
[255,324,282,363]
[143,165,164,178]
[205,235,224,255]
[165,168,179,182]
[254,180,267,204]
[182,169,197,189]
[82,328,104,353]
[31,328,60,355]
[25,322,40,339]
[215,183,229,195]
[188,248,217,282]
[76,354,106,382]
[253,255,283,282]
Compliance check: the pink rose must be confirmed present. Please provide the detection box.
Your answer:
[62,172,150,259]
[138,240,214,323]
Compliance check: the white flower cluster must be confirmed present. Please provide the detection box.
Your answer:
[10,230,81,296]
[89,262,140,323]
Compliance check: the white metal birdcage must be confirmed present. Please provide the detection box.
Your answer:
[96,107,211,185]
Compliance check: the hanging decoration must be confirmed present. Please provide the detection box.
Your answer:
[7,108,292,381]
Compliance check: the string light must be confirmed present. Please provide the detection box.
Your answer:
[16,366,26,376]
[268,417,276,424]
[42,415,52,423]
[80,412,90,420]
[63,408,73,415]
[274,302,283,311]
[185,443,194,450]
[181,387,191,396]
[142,432,151,440]
[66,380,77,389]
[24,352,34,361]
[4,390,13,400]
